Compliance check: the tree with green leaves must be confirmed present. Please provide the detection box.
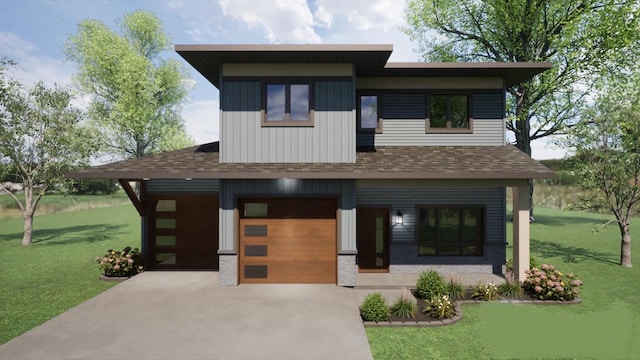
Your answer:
[0,60,98,245]
[566,71,640,267]
[404,0,640,220]
[65,10,193,160]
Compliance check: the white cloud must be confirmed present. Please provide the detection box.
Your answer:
[315,0,406,32]
[313,6,333,28]
[182,100,220,144]
[218,0,320,43]
[0,31,75,88]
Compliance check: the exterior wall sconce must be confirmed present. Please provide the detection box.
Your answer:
[394,210,403,225]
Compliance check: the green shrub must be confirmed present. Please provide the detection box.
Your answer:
[522,264,583,301]
[72,179,118,195]
[446,276,464,300]
[416,270,447,299]
[498,272,523,298]
[471,281,498,301]
[96,246,143,277]
[390,287,418,319]
[423,294,457,320]
[360,293,390,322]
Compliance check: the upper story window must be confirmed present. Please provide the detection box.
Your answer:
[357,93,382,133]
[263,82,313,127]
[426,94,472,133]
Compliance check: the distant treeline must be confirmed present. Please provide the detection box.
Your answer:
[538,159,579,186]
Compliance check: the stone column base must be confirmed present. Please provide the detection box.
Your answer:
[338,253,356,287]
[219,254,238,286]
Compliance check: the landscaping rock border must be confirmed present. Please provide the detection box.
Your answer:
[363,297,582,327]
[98,274,129,282]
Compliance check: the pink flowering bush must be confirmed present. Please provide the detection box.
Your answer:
[96,247,143,277]
[522,264,583,301]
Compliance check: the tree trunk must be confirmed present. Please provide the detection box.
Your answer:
[22,215,33,245]
[620,222,632,267]
[514,86,536,222]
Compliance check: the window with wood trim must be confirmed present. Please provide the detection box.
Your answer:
[357,93,382,133]
[417,206,484,256]
[263,82,313,126]
[426,95,472,133]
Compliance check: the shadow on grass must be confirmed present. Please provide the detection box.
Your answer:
[531,238,619,265]
[0,224,128,246]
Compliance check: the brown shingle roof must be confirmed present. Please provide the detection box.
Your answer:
[67,143,553,180]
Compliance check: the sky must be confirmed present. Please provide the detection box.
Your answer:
[0,0,565,160]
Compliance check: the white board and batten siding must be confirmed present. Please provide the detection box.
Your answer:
[220,77,355,163]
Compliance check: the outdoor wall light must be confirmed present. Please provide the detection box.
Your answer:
[395,210,403,225]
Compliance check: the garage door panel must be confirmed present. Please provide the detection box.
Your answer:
[241,261,336,283]
[239,198,337,284]
[241,219,335,237]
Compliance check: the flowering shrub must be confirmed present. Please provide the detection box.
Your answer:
[390,287,418,319]
[471,281,498,301]
[423,294,457,319]
[522,264,583,301]
[96,247,143,277]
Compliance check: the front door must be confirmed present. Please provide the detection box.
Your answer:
[356,207,390,272]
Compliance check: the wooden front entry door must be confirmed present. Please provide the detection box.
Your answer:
[147,194,219,270]
[356,207,390,272]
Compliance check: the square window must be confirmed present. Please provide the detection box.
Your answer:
[427,95,471,132]
[263,82,313,126]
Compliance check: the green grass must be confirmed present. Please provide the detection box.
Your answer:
[0,204,140,344]
[0,191,129,220]
[367,207,640,359]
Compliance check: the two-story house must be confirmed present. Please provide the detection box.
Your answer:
[69,44,553,286]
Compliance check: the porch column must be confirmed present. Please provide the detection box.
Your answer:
[512,185,530,282]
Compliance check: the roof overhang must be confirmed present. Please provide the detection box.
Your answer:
[175,44,552,89]
[176,44,393,88]
[378,62,552,87]
[67,144,554,181]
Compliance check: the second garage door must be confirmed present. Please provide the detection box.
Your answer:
[239,198,337,284]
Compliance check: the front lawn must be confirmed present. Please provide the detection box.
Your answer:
[0,204,140,344]
[367,207,640,359]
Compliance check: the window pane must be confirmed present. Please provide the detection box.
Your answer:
[266,84,286,121]
[429,95,447,128]
[418,208,437,244]
[155,200,175,212]
[156,218,176,229]
[360,95,378,129]
[450,95,468,128]
[463,208,479,243]
[156,253,176,265]
[244,203,268,217]
[439,208,460,244]
[156,235,176,246]
[463,208,481,255]
[290,84,309,121]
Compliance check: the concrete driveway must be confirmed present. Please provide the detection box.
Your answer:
[0,272,373,360]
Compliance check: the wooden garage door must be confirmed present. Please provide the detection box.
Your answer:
[239,198,337,284]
